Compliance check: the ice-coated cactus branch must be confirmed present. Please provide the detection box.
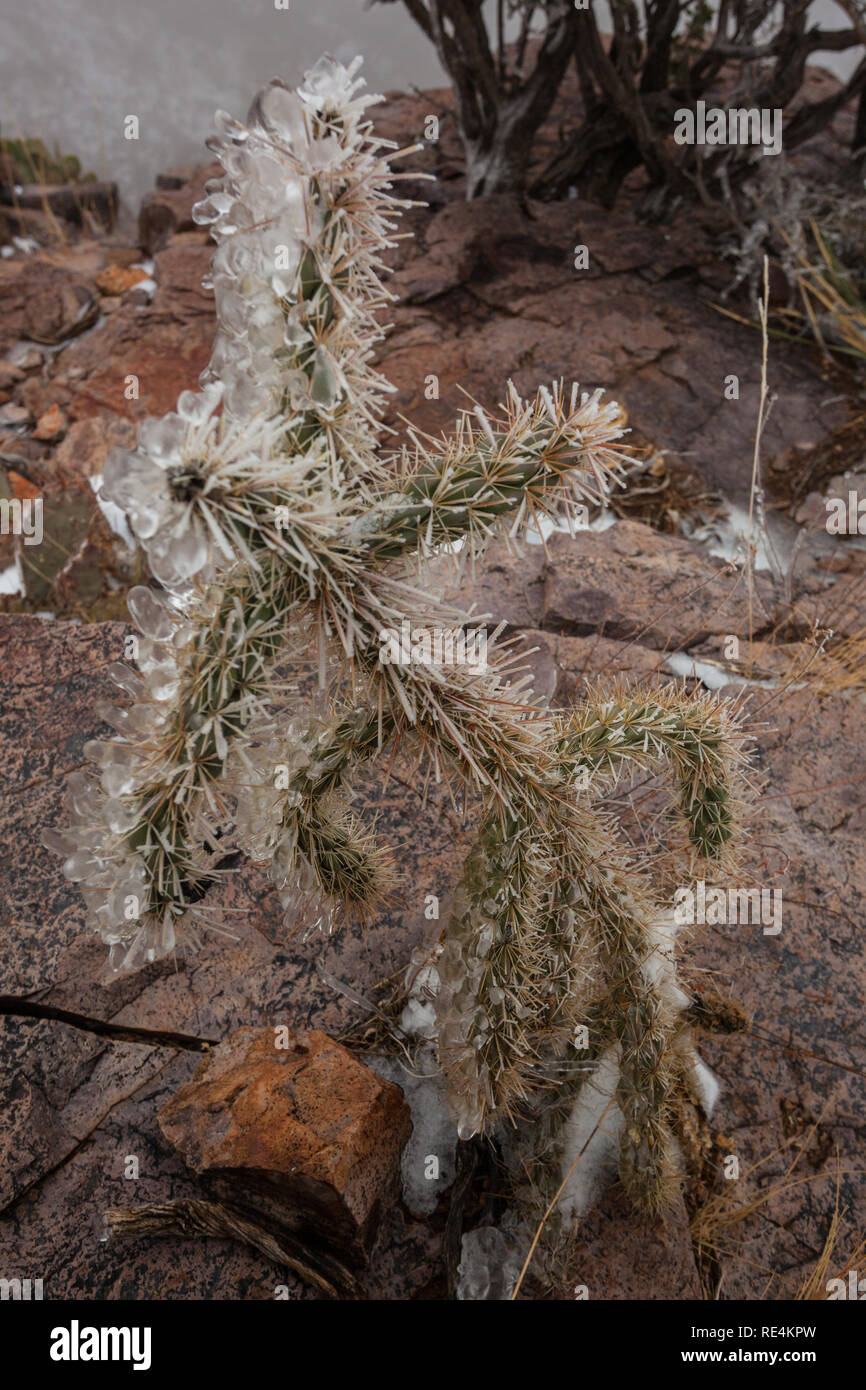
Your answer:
[580,854,683,1213]
[197,57,414,479]
[46,57,628,969]
[555,683,751,860]
[437,687,751,1212]
[436,805,559,1130]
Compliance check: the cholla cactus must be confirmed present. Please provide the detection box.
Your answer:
[438,683,750,1213]
[43,57,626,967]
[44,57,752,1219]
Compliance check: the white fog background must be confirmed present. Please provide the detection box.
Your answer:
[0,0,861,211]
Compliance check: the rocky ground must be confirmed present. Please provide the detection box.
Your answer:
[1,76,865,1299]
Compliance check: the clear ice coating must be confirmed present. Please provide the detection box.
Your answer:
[127,586,175,642]
[455,1226,523,1301]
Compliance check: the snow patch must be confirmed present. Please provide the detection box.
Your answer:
[368,1046,457,1216]
[641,911,691,1016]
[690,503,774,571]
[89,474,135,547]
[692,1056,721,1116]
[399,996,437,1038]
[557,1044,625,1223]
[0,558,25,595]
[526,509,617,546]
[664,650,776,690]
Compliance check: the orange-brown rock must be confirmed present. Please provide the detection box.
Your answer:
[158,1026,412,1263]
[33,403,67,441]
[95,264,149,297]
[51,414,138,487]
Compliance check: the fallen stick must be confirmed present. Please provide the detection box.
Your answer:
[0,996,217,1052]
[104,1199,363,1300]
